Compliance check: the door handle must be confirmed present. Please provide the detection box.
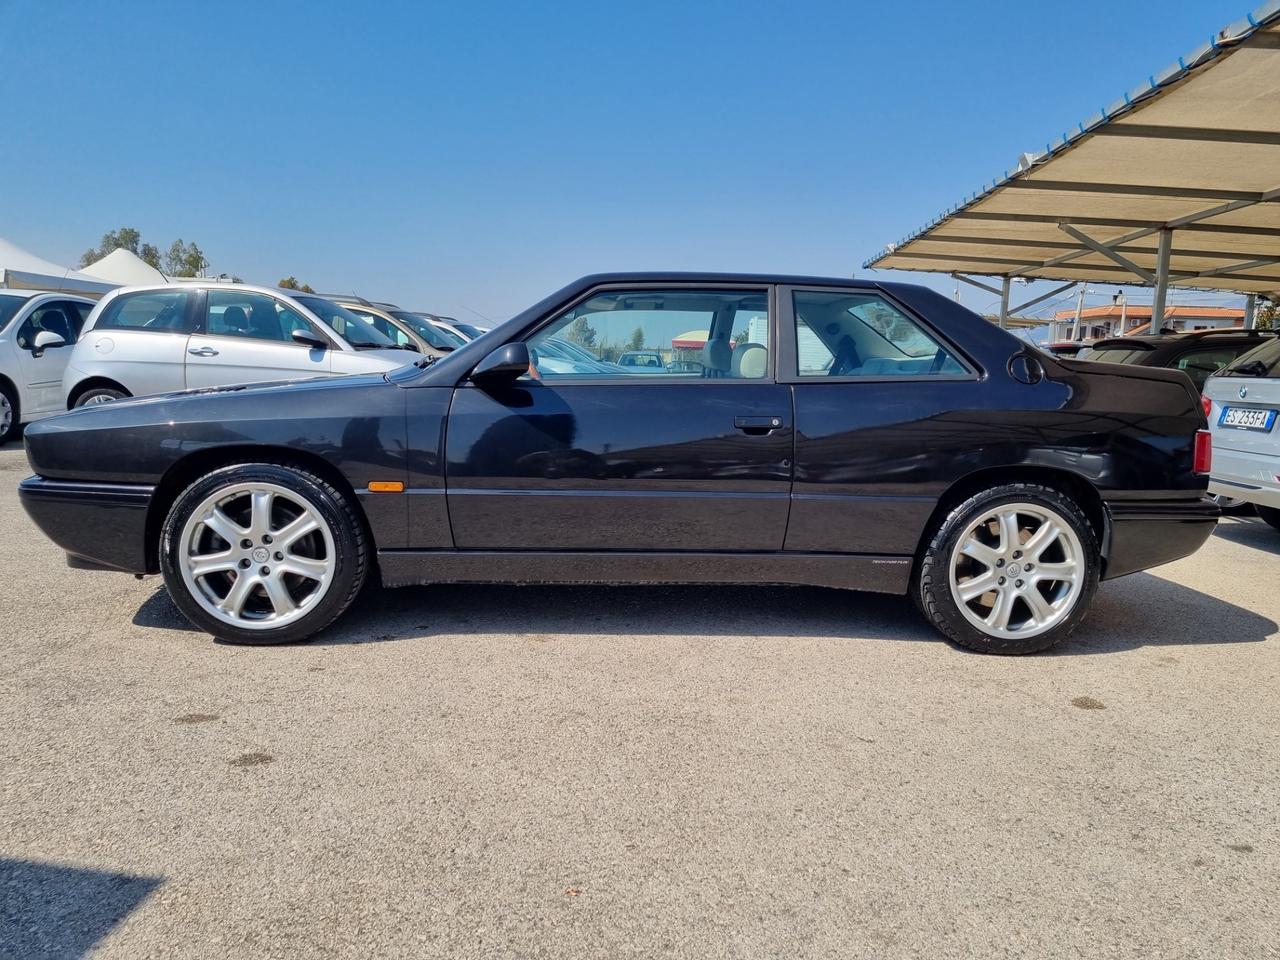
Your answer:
[734,415,784,435]
[188,346,219,357]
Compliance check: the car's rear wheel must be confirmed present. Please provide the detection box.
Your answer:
[1258,505,1280,533]
[0,384,17,445]
[74,386,130,408]
[160,463,369,645]
[915,483,1100,654]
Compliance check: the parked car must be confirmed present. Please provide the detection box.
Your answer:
[371,304,470,352]
[320,297,449,359]
[1044,341,1092,359]
[1082,329,1275,511]
[618,350,667,370]
[61,284,413,408]
[449,321,489,339]
[1203,337,1280,532]
[21,273,1217,655]
[0,290,96,443]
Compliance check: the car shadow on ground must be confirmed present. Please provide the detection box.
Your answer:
[132,570,1275,656]
[1212,516,1280,556]
[0,857,161,960]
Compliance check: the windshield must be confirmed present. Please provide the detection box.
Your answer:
[453,322,486,339]
[295,296,401,349]
[1221,337,1280,377]
[391,312,468,350]
[0,294,27,332]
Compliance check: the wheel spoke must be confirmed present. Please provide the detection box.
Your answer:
[188,551,237,578]
[1021,586,1055,626]
[280,555,329,581]
[219,572,259,616]
[203,507,247,546]
[1033,562,1077,583]
[1022,521,1060,560]
[275,512,321,548]
[957,571,999,602]
[988,591,1014,631]
[997,511,1021,554]
[959,538,999,568]
[262,574,297,617]
[249,491,274,538]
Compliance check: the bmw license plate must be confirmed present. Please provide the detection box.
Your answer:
[1219,406,1277,431]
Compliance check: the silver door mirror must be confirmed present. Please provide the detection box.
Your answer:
[32,330,67,357]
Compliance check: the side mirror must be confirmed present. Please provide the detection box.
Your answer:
[292,328,329,350]
[32,330,67,357]
[470,342,531,385]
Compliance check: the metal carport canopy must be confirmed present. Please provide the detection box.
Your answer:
[863,1,1280,316]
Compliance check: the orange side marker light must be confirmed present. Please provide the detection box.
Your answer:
[368,481,405,493]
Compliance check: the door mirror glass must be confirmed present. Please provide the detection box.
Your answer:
[471,342,531,384]
[291,328,329,350]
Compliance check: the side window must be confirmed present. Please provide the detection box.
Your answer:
[527,289,770,379]
[15,300,81,350]
[349,308,412,347]
[792,290,966,378]
[97,291,192,334]
[1174,347,1245,391]
[205,291,309,344]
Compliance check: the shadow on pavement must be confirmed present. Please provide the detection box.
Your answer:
[1212,516,1280,556]
[0,857,161,960]
[134,570,1275,655]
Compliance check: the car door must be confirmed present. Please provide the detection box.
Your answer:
[443,285,793,551]
[780,284,983,556]
[12,298,83,416]
[184,290,332,389]
[81,289,197,398]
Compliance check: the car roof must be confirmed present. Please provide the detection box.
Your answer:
[101,282,328,299]
[1092,330,1273,348]
[0,289,94,302]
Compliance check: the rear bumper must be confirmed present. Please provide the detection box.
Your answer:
[18,475,154,574]
[1102,496,1220,580]
[1209,445,1280,510]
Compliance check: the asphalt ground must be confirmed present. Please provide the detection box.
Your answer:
[0,441,1277,959]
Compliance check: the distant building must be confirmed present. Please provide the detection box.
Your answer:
[1049,305,1244,342]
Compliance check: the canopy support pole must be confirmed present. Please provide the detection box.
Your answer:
[1244,294,1257,330]
[997,277,1011,330]
[950,273,1004,297]
[1010,280,1077,315]
[1070,286,1086,340]
[1151,229,1173,330]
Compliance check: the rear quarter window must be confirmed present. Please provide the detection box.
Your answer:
[96,291,192,333]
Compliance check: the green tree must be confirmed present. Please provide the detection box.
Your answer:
[278,277,316,293]
[1257,298,1278,331]
[164,239,208,278]
[565,315,597,350]
[78,226,161,269]
[626,326,645,351]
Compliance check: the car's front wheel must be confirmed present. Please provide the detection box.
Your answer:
[915,483,1100,654]
[0,384,18,445]
[160,463,369,644]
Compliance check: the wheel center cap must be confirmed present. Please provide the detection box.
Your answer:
[1006,562,1022,578]
[251,547,270,563]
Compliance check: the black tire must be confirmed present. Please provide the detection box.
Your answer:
[73,385,130,408]
[159,462,369,645]
[914,482,1101,655]
[0,383,18,445]
[1258,506,1280,533]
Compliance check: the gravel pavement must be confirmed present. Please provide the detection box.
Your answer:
[0,442,1277,959]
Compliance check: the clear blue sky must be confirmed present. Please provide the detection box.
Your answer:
[0,0,1255,323]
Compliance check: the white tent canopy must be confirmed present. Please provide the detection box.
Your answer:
[80,247,168,286]
[0,236,117,296]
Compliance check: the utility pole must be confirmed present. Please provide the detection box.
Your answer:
[1244,294,1257,330]
[1114,289,1127,335]
[1070,286,1087,341]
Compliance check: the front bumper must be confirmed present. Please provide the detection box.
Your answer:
[18,475,155,574]
[1102,496,1220,580]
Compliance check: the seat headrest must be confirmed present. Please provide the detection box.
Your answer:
[731,342,767,379]
[221,306,248,332]
[701,338,732,374]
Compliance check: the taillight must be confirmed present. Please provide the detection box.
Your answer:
[1201,394,1212,418]
[1193,430,1212,475]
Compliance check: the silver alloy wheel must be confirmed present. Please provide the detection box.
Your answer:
[81,393,118,406]
[178,481,336,631]
[0,392,11,436]
[948,501,1085,641]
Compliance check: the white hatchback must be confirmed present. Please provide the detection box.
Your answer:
[0,290,97,444]
[63,283,414,408]
[1204,337,1280,531]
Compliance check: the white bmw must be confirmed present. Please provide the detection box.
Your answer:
[1204,337,1280,531]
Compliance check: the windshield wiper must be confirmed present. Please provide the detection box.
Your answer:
[1230,359,1269,377]
[413,354,441,369]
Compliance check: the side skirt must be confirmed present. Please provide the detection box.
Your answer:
[377,550,913,594]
